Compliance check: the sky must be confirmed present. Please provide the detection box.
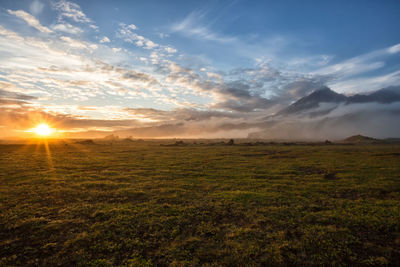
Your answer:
[0,0,400,139]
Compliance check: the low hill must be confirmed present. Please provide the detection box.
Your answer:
[341,134,379,143]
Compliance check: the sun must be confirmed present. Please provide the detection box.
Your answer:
[33,123,54,136]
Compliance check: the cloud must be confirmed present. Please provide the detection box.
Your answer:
[249,102,400,140]
[388,43,400,54]
[111,107,265,138]
[30,0,45,15]
[52,0,97,29]
[0,83,37,113]
[165,46,177,53]
[330,70,400,94]
[163,62,283,112]
[53,0,90,23]
[121,69,160,86]
[100,36,110,43]
[51,23,83,34]
[171,10,236,43]
[60,36,98,50]
[145,40,157,49]
[124,107,241,122]
[117,23,158,49]
[7,9,52,33]
[317,58,385,78]
[276,76,332,102]
[314,44,400,94]
[206,72,222,80]
[0,81,37,104]
[0,103,142,136]
[0,25,24,41]
[126,24,137,30]
[0,24,158,103]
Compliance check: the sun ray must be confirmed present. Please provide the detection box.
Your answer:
[43,139,54,171]
[33,124,54,137]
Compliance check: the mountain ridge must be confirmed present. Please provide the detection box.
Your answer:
[279,86,400,115]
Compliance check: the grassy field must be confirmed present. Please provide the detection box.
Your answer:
[0,140,399,266]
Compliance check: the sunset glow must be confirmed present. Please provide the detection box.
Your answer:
[0,0,399,139]
[32,124,54,137]
[1,1,400,266]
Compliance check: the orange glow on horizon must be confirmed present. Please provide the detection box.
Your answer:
[29,123,56,137]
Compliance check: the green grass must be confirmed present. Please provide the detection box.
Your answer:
[0,141,399,266]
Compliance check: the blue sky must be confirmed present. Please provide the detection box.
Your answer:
[0,0,399,138]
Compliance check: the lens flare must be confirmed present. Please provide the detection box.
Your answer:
[33,123,54,136]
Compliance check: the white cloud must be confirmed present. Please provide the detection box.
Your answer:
[60,36,97,50]
[207,72,222,80]
[314,43,400,93]
[100,36,110,43]
[89,24,98,30]
[316,44,400,78]
[0,25,24,41]
[127,24,137,30]
[0,24,168,108]
[145,40,157,49]
[117,23,159,50]
[8,9,52,33]
[52,0,97,30]
[388,43,400,54]
[53,0,90,23]
[165,46,177,53]
[317,60,385,77]
[51,23,83,34]
[330,70,400,94]
[171,10,236,43]
[60,36,87,49]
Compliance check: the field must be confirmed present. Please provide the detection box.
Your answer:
[0,140,399,266]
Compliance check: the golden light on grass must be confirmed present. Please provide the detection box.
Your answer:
[32,123,54,137]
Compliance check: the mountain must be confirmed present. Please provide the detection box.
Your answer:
[279,86,400,115]
[347,86,400,104]
[341,134,379,143]
[278,87,346,115]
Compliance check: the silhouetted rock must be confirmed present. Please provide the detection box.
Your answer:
[103,134,119,141]
[76,139,95,145]
[324,171,338,180]
[174,141,185,146]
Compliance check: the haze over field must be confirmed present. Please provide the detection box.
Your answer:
[0,0,400,139]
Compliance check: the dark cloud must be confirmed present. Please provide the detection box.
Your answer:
[122,70,160,86]
[0,88,37,101]
[0,99,30,105]
[124,107,243,121]
[212,98,273,112]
